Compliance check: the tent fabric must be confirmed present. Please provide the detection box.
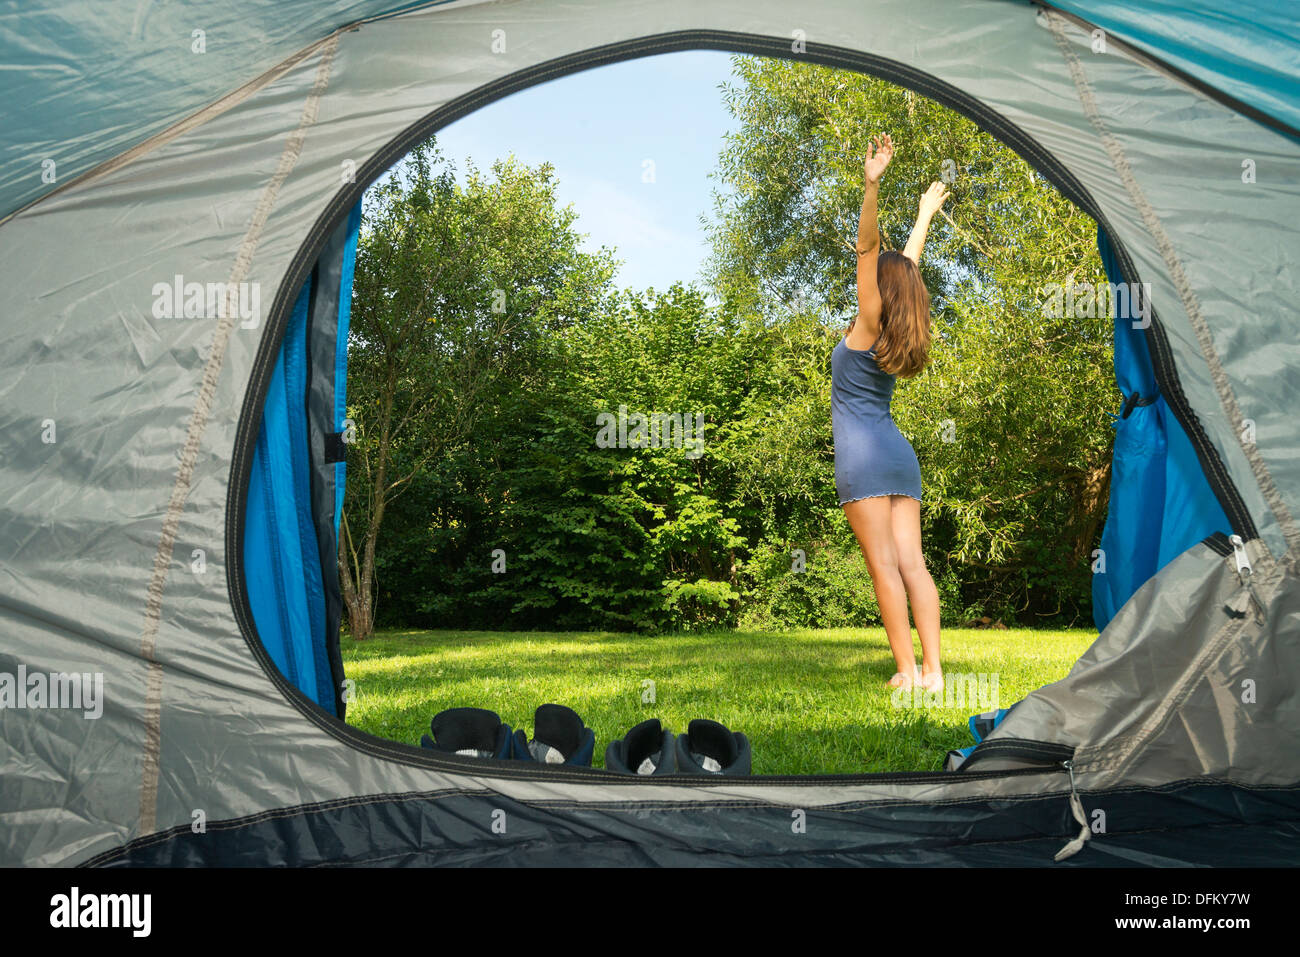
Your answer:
[332,203,362,533]
[0,1,456,221]
[86,775,1300,867]
[1,0,1299,867]
[245,198,361,716]
[300,201,364,718]
[1091,225,1231,630]
[244,276,335,715]
[978,532,1299,790]
[1049,1,1300,139]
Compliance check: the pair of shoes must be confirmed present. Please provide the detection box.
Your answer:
[604,718,751,776]
[419,704,595,766]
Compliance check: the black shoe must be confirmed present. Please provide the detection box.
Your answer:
[604,718,678,775]
[420,707,513,759]
[674,719,751,775]
[511,703,596,766]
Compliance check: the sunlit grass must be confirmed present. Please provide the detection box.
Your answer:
[342,627,1096,774]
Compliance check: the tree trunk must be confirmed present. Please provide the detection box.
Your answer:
[338,512,374,640]
[340,380,395,642]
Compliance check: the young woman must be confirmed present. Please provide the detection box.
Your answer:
[832,133,949,693]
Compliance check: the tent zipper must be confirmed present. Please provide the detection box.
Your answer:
[957,741,1089,861]
[1203,530,1233,556]
[956,737,1074,771]
[1053,758,1092,861]
[1224,534,1265,622]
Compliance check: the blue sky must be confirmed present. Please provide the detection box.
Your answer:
[386,50,741,293]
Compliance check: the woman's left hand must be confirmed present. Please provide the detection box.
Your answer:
[918,180,950,218]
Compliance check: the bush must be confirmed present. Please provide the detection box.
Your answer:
[740,538,880,630]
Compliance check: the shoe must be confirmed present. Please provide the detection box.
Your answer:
[510,703,596,766]
[674,719,751,776]
[604,718,678,775]
[420,707,513,759]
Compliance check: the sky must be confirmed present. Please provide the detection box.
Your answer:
[373,50,741,293]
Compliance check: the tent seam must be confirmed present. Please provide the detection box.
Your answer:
[134,33,340,838]
[0,2,476,228]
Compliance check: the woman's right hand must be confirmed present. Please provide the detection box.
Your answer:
[918,180,950,218]
[864,134,894,184]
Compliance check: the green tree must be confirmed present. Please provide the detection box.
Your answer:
[341,142,617,638]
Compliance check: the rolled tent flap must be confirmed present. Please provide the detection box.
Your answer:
[244,202,362,716]
[244,276,331,711]
[1091,225,1230,630]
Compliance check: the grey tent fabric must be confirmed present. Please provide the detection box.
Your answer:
[1,0,1298,867]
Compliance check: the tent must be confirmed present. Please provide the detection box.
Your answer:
[2,0,1298,867]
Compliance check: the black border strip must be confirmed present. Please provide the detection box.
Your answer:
[224,28,1260,789]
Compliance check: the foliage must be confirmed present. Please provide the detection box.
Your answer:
[344,55,1117,634]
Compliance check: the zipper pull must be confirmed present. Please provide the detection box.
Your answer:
[1053,759,1092,861]
[1224,535,1265,621]
[1230,534,1252,578]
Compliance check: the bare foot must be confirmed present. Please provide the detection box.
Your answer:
[920,670,944,694]
[887,666,921,690]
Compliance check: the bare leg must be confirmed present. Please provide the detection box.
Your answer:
[842,496,918,687]
[891,495,942,687]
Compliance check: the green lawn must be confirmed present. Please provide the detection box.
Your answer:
[341,627,1096,775]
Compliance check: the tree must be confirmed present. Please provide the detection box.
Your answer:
[339,141,617,638]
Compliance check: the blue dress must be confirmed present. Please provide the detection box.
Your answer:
[831,335,922,504]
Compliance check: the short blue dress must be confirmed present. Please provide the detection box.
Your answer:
[831,335,922,504]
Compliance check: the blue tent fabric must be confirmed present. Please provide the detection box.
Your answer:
[1092,226,1230,630]
[334,202,362,533]
[1052,1,1300,140]
[244,201,360,715]
[945,706,1015,769]
[245,275,335,714]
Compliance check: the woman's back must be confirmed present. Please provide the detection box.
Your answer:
[830,334,921,504]
[831,335,896,421]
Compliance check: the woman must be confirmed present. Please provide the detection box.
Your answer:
[832,133,948,693]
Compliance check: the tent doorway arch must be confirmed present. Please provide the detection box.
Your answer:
[229,27,1245,744]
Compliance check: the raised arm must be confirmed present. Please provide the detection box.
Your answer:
[850,134,893,348]
[902,181,949,265]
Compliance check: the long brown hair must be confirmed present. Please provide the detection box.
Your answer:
[872,250,931,378]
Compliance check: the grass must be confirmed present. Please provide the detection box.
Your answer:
[341,626,1096,775]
